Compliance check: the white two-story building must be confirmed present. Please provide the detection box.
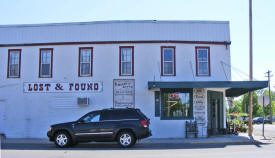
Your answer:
[0,20,267,138]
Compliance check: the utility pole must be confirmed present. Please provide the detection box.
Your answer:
[248,0,253,136]
[265,70,273,123]
[262,96,265,137]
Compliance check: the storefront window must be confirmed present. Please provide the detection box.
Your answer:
[162,89,192,119]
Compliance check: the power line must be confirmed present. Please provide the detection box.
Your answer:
[221,61,258,81]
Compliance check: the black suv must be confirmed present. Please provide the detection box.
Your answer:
[47,108,151,148]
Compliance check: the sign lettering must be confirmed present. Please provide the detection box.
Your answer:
[24,82,103,93]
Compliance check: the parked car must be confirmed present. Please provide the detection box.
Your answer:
[264,119,272,124]
[47,108,152,148]
[253,117,263,124]
[252,117,271,124]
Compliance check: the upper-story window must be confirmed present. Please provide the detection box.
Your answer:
[195,47,210,76]
[120,46,134,76]
[79,47,93,77]
[7,49,21,78]
[161,46,176,76]
[39,48,53,78]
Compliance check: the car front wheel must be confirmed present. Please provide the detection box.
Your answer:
[54,132,71,148]
[117,131,136,148]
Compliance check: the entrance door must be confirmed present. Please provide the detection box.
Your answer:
[207,91,224,135]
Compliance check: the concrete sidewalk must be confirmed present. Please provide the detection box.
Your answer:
[1,133,273,145]
[140,133,274,144]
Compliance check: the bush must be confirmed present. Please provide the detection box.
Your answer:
[240,126,248,133]
[235,120,240,126]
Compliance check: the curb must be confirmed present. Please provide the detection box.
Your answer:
[1,140,260,146]
[140,140,258,145]
[188,141,257,145]
[1,136,271,146]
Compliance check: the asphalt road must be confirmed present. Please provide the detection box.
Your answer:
[1,125,274,158]
[1,142,275,158]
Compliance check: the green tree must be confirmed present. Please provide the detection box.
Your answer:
[228,100,242,113]
[239,90,275,118]
[230,90,275,119]
[241,92,261,117]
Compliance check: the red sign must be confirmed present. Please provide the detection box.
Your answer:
[168,93,180,100]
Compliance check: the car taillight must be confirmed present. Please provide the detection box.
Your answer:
[141,120,148,128]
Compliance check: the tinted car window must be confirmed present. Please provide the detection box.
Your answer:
[91,114,100,122]
[82,113,101,123]
[101,111,115,120]
[136,109,149,120]
[120,110,139,119]
[101,109,139,121]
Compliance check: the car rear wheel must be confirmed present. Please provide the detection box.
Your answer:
[54,131,72,148]
[117,131,136,148]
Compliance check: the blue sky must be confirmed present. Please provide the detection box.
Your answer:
[0,0,274,88]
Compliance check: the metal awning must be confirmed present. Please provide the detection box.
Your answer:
[148,81,268,97]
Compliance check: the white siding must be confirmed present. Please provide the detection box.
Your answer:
[0,43,231,138]
[0,21,231,138]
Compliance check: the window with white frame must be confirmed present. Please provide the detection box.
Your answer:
[162,47,175,76]
[196,47,210,76]
[120,47,133,76]
[79,48,92,76]
[8,50,21,78]
[39,49,53,77]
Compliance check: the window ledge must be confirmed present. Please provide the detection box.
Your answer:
[7,76,20,78]
[79,75,92,77]
[161,75,176,76]
[196,74,211,77]
[39,76,52,78]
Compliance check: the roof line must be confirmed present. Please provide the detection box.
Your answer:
[0,40,231,47]
[0,20,230,28]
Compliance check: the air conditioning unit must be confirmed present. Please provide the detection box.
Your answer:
[77,97,89,106]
